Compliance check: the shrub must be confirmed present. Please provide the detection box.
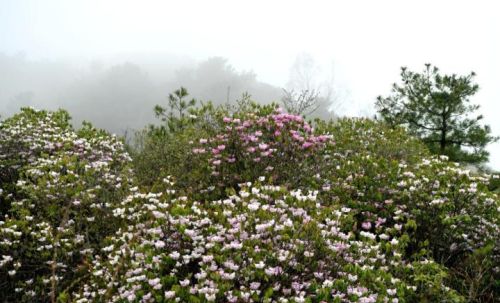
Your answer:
[76,179,462,302]
[188,107,332,195]
[1,103,498,302]
[0,108,133,302]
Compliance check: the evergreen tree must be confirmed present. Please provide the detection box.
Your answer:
[376,64,497,164]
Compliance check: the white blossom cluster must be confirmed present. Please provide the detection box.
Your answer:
[0,108,133,301]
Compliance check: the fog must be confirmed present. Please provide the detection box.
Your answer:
[0,53,287,134]
[0,51,341,135]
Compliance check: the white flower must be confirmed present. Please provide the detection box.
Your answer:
[303,251,314,258]
[148,278,161,287]
[205,293,216,301]
[248,201,260,211]
[255,261,265,269]
[295,296,305,303]
[348,274,357,282]
[322,279,333,287]
[93,270,103,277]
[155,240,165,249]
[379,233,389,240]
[202,255,214,263]
[169,251,180,260]
[164,290,176,299]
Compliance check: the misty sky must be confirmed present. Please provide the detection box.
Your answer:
[1,0,499,169]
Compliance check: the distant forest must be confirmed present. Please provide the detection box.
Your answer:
[0,53,303,134]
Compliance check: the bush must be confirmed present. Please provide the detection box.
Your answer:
[0,108,133,302]
[1,102,498,302]
[76,179,462,302]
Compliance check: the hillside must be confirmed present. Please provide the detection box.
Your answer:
[0,104,498,302]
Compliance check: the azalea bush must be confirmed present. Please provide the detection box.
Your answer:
[0,99,498,302]
[189,106,331,196]
[133,96,331,198]
[0,108,133,302]
[75,178,461,303]
[316,119,499,301]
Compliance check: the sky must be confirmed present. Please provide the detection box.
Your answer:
[1,0,499,169]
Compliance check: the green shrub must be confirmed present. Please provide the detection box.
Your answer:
[0,108,133,302]
[1,101,498,302]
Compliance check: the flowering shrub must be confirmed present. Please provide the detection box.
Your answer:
[0,108,133,302]
[190,107,332,196]
[0,104,498,302]
[316,119,500,301]
[76,178,461,302]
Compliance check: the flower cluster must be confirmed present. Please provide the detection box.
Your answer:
[76,178,457,302]
[191,108,332,189]
[0,108,133,302]
[1,106,498,302]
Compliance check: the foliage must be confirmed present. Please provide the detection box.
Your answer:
[188,106,331,197]
[76,179,463,303]
[1,100,499,302]
[131,89,229,188]
[0,108,133,302]
[376,64,498,164]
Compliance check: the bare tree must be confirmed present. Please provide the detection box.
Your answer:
[282,53,344,119]
[281,88,320,116]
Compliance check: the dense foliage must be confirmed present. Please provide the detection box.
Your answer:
[1,101,498,302]
[376,64,498,164]
[0,108,133,301]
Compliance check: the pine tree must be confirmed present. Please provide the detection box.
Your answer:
[376,64,497,164]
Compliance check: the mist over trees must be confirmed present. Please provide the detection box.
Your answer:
[0,53,284,134]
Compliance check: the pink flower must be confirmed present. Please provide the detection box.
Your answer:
[292,133,304,142]
[375,217,386,228]
[302,142,313,149]
[362,222,372,230]
[258,143,269,150]
[223,117,232,123]
[250,282,261,290]
[317,135,329,142]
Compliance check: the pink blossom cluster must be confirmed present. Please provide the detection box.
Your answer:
[191,108,332,185]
